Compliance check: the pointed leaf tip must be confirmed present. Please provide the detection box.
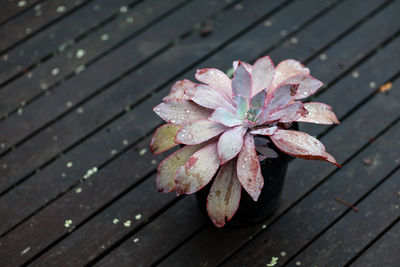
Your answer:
[271,59,310,93]
[207,161,241,227]
[195,68,232,98]
[296,102,339,125]
[153,100,212,125]
[232,62,252,100]
[251,55,274,97]
[163,79,195,102]
[150,124,180,154]
[270,129,339,166]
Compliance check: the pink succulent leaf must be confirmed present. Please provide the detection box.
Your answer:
[261,84,300,121]
[296,102,339,125]
[156,143,206,193]
[163,79,195,102]
[255,145,279,158]
[175,142,220,195]
[283,74,323,100]
[249,126,277,136]
[175,119,227,145]
[325,152,340,167]
[236,133,264,201]
[267,101,307,123]
[153,100,212,125]
[233,60,252,72]
[233,95,248,119]
[270,129,340,167]
[206,161,241,227]
[250,89,266,108]
[209,107,244,127]
[232,62,252,100]
[218,125,247,164]
[150,123,181,154]
[195,68,232,98]
[270,59,310,93]
[251,55,274,97]
[186,84,235,112]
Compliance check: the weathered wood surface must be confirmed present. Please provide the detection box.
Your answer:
[0,0,399,266]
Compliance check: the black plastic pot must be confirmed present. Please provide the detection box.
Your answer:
[196,123,298,226]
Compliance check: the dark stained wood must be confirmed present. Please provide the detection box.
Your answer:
[94,196,206,267]
[351,219,400,267]
[0,0,399,265]
[0,0,225,153]
[0,0,91,53]
[0,0,42,26]
[0,0,237,194]
[0,0,133,85]
[0,136,173,266]
[0,0,187,118]
[285,170,400,266]
[0,0,335,237]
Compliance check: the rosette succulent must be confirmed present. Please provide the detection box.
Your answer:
[151,55,340,227]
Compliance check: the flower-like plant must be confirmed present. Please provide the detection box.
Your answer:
[151,56,340,227]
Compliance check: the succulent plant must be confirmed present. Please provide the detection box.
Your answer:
[151,56,339,227]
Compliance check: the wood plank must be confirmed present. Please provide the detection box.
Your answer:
[286,170,400,266]
[0,0,133,85]
[0,0,336,236]
[0,0,91,53]
[98,34,400,266]
[28,176,176,267]
[0,0,187,118]
[0,0,238,194]
[162,89,400,267]
[0,138,174,266]
[351,220,400,267]
[95,197,205,267]
[0,0,41,26]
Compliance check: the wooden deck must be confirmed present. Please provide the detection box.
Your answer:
[0,0,399,266]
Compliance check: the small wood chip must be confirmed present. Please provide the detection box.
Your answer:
[379,82,392,93]
[334,197,358,212]
[200,25,213,37]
